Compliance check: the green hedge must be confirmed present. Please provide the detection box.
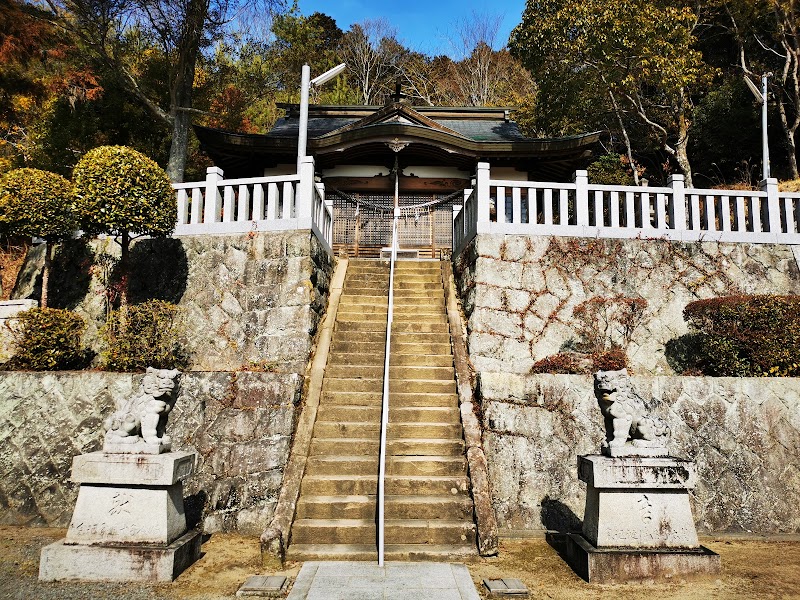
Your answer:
[683,295,800,376]
[6,308,89,370]
[101,300,188,371]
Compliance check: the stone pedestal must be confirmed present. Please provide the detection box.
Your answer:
[564,455,720,583]
[39,451,201,582]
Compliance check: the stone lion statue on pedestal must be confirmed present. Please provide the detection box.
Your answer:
[103,367,181,454]
[593,368,669,457]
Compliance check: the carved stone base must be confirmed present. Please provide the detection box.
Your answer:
[602,445,669,458]
[562,454,720,582]
[562,533,720,583]
[39,450,199,582]
[579,455,699,549]
[39,529,202,582]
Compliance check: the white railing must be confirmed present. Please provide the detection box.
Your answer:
[378,204,399,567]
[172,156,333,252]
[453,162,800,256]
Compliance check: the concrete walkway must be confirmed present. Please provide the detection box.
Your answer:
[286,561,481,600]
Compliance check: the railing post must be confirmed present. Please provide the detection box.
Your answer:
[297,156,315,229]
[760,177,781,233]
[204,166,223,224]
[574,170,589,226]
[476,162,491,232]
[668,174,686,232]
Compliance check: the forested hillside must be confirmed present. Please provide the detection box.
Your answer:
[2,0,800,187]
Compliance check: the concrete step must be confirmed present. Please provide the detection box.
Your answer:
[393,302,445,312]
[313,422,380,439]
[392,313,447,323]
[337,321,448,333]
[336,303,388,314]
[285,543,478,563]
[393,275,442,284]
[388,455,467,476]
[305,456,377,476]
[335,321,388,333]
[328,353,452,367]
[336,311,388,322]
[294,494,472,521]
[393,282,442,291]
[320,391,383,406]
[343,286,389,295]
[313,421,461,441]
[324,365,455,380]
[322,378,382,393]
[388,422,463,439]
[295,495,374,519]
[309,437,464,456]
[291,518,476,545]
[305,455,466,477]
[300,475,470,496]
[390,332,451,344]
[322,377,458,395]
[330,339,452,354]
[393,342,452,355]
[389,379,457,394]
[321,391,458,408]
[316,405,460,422]
[332,332,386,345]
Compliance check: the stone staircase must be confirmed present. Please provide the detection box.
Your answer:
[287,259,477,561]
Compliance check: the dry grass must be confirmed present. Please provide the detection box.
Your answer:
[779,178,800,192]
[0,237,29,300]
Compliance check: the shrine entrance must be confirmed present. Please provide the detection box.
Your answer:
[329,188,463,258]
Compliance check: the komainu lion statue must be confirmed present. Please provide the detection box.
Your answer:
[593,368,669,457]
[103,367,181,454]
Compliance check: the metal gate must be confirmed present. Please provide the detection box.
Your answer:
[329,190,462,257]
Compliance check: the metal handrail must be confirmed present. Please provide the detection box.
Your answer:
[377,178,400,566]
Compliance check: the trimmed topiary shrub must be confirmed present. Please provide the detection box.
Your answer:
[72,146,176,308]
[5,308,89,370]
[683,295,800,376]
[0,168,77,307]
[101,300,188,372]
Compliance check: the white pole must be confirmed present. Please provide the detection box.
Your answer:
[762,73,771,180]
[298,64,311,171]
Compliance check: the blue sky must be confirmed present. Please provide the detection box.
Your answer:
[295,0,528,57]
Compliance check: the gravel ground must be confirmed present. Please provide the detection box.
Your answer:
[2,526,800,600]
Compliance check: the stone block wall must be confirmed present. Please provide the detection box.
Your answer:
[455,235,800,374]
[2,229,333,534]
[455,234,800,535]
[0,371,301,535]
[10,230,332,372]
[481,373,800,535]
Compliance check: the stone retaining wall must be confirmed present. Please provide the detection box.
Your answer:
[10,230,332,372]
[455,235,800,535]
[0,371,301,535]
[481,373,800,535]
[454,235,800,374]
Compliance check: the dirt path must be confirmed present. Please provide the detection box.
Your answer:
[2,527,800,599]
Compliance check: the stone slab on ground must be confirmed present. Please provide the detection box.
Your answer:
[562,533,720,583]
[286,561,480,600]
[38,528,202,582]
[237,574,287,597]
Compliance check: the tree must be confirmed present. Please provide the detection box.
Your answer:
[0,168,76,307]
[719,0,800,178]
[511,0,714,186]
[340,19,406,105]
[72,145,175,311]
[42,0,286,182]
